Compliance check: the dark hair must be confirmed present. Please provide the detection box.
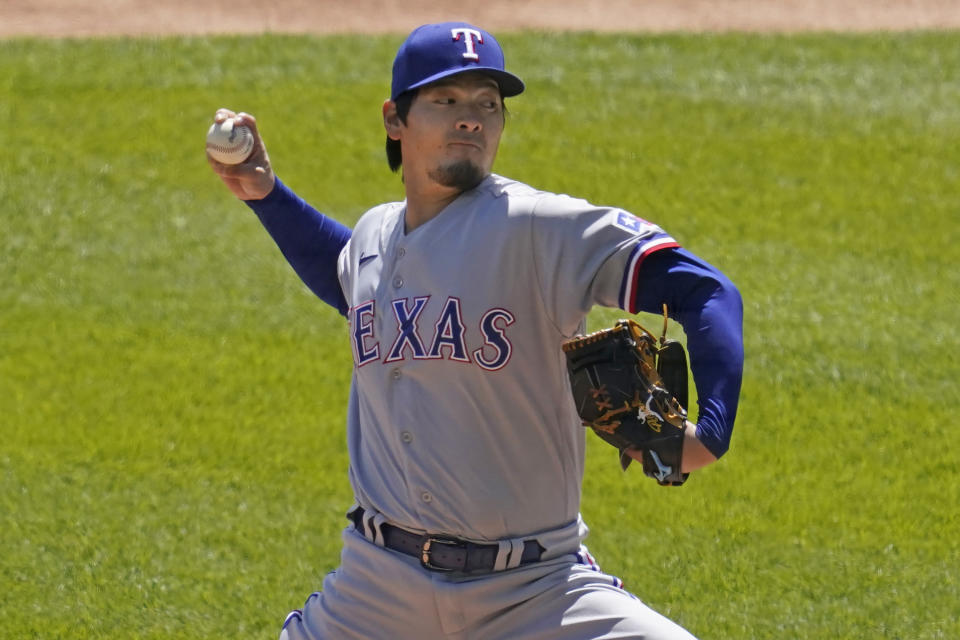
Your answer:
[385,86,508,173]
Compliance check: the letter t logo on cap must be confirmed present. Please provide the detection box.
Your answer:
[451,27,484,61]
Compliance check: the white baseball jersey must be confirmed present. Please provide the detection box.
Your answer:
[336,173,679,543]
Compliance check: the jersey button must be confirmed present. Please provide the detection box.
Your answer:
[391,368,402,380]
[393,276,403,288]
[420,491,433,503]
[397,247,406,258]
[401,431,413,444]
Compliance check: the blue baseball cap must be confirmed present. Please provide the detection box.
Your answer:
[391,22,525,101]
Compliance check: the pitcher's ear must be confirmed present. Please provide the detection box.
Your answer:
[383,100,402,141]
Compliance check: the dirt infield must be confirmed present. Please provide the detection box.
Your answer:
[3,0,960,38]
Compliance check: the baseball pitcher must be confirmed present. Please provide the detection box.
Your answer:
[207,22,744,640]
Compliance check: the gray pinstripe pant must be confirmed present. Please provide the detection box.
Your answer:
[279,526,697,640]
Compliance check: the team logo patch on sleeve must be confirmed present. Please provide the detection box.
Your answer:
[614,211,650,235]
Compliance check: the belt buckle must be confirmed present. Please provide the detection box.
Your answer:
[420,535,463,572]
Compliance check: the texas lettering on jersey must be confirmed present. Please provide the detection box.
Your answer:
[350,296,516,372]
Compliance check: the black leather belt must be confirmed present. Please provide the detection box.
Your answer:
[351,507,544,573]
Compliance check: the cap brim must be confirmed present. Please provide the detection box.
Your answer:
[400,67,525,100]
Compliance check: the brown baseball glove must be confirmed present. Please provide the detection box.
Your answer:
[562,316,690,486]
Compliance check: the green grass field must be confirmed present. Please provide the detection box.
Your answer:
[2,31,958,638]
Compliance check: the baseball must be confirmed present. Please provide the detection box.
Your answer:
[206,118,254,165]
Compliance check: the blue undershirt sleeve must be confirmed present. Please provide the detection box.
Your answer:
[633,247,744,458]
[243,177,351,316]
